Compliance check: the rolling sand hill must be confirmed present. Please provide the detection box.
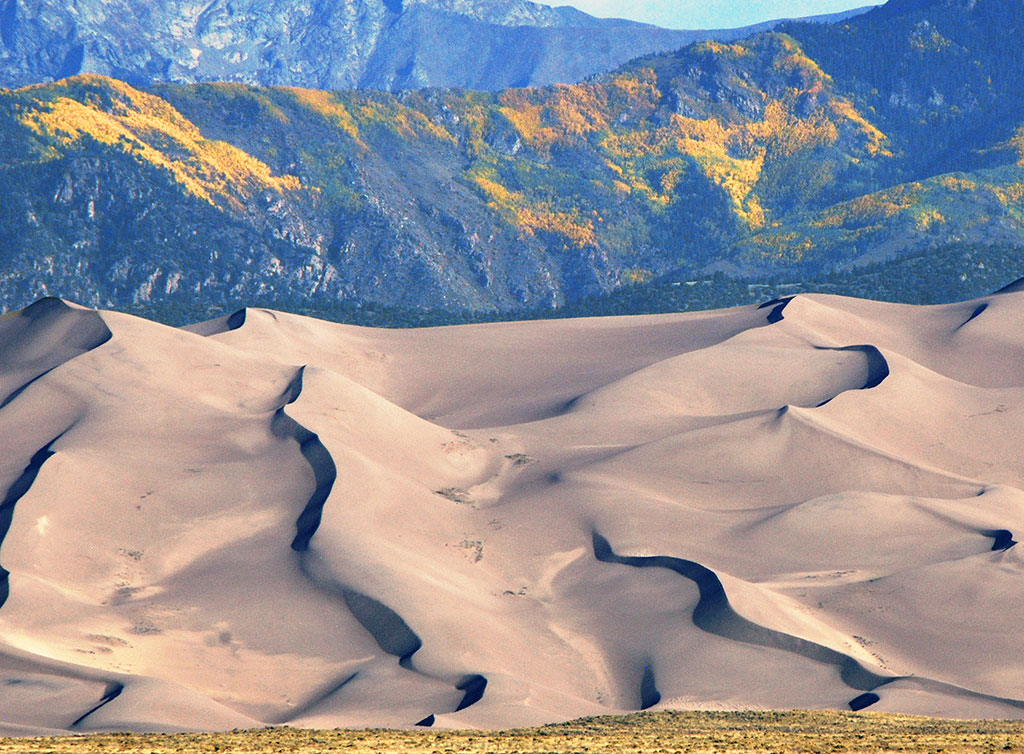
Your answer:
[0,291,1022,735]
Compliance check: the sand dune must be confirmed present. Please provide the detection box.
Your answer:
[1,292,1023,734]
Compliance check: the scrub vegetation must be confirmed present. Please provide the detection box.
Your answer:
[2,711,1023,754]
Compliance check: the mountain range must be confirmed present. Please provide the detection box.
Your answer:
[0,0,868,92]
[0,0,1022,318]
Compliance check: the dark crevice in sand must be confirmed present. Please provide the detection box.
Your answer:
[0,435,63,609]
[994,277,1024,294]
[70,681,124,728]
[956,304,988,330]
[269,368,336,553]
[455,674,488,711]
[838,346,889,390]
[0,298,112,408]
[277,408,336,553]
[278,367,305,408]
[813,345,890,406]
[276,671,359,724]
[561,395,582,413]
[592,531,896,693]
[639,664,661,710]
[341,588,423,666]
[0,368,55,410]
[274,368,426,673]
[848,692,880,711]
[758,297,795,325]
[275,369,488,714]
[294,549,425,670]
[226,308,247,330]
[982,529,1017,551]
[412,671,490,722]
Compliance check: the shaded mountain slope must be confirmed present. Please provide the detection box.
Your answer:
[0,0,1022,316]
[0,0,863,92]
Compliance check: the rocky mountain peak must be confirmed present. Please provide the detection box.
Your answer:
[0,0,864,92]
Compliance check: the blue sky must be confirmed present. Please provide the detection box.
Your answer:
[560,1,884,29]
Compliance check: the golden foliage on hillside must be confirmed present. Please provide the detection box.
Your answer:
[774,33,831,82]
[1010,127,1024,166]
[938,175,979,191]
[3,35,906,259]
[460,36,891,237]
[742,161,1024,264]
[281,86,362,143]
[992,180,1024,206]
[19,75,300,211]
[693,40,752,58]
[829,99,890,156]
[469,167,596,247]
[814,183,921,229]
[354,94,455,144]
[14,34,894,253]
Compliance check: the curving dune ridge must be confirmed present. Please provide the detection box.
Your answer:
[0,292,1023,734]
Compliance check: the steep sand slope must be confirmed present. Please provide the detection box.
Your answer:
[1,292,1022,734]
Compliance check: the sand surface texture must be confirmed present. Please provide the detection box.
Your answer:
[0,293,1021,734]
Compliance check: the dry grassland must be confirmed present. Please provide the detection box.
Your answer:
[3,711,1023,754]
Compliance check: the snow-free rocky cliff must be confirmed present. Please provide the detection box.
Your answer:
[0,0,859,91]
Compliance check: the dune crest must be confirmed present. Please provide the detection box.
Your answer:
[1,292,1023,734]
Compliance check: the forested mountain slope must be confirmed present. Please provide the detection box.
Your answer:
[0,0,1021,316]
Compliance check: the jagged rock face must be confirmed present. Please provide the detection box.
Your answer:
[0,0,872,92]
[403,0,572,26]
[0,0,389,90]
[0,0,767,91]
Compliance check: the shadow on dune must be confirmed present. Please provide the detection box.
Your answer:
[0,435,63,609]
[274,671,360,725]
[593,531,1024,712]
[592,530,895,707]
[70,681,124,728]
[269,368,337,553]
[271,368,487,718]
[455,674,488,711]
[758,296,795,325]
[340,587,423,667]
[183,306,281,336]
[956,303,988,331]
[639,664,661,710]
[0,298,112,409]
[226,308,247,331]
[993,277,1024,294]
[812,345,890,407]
[825,346,889,390]
[849,692,880,711]
[982,529,1017,551]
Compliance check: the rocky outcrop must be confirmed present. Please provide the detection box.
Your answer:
[0,0,861,92]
